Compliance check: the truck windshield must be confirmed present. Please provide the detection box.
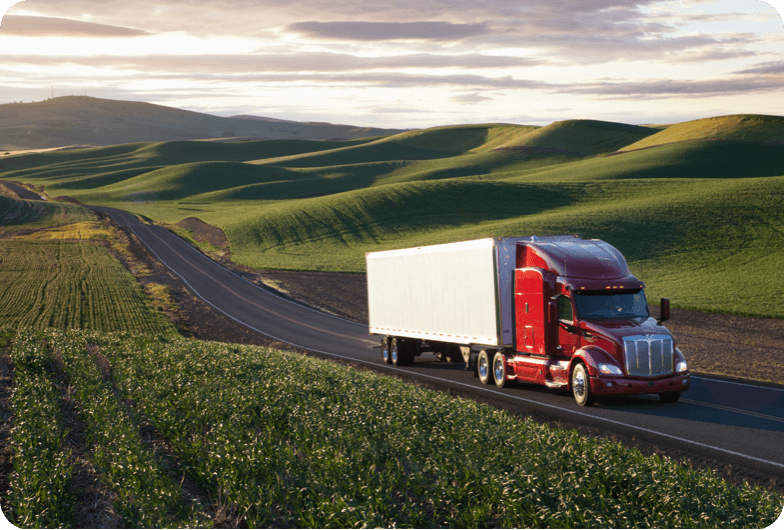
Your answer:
[574,289,649,321]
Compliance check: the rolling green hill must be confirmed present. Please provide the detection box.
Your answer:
[496,119,660,155]
[1,115,783,318]
[0,96,405,151]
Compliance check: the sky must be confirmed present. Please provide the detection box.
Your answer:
[0,0,782,128]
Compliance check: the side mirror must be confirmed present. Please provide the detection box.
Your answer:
[657,297,670,324]
[548,300,557,325]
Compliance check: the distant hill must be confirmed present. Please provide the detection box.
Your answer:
[496,119,660,156]
[619,114,784,152]
[0,96,407,151]
[229,115,298,123]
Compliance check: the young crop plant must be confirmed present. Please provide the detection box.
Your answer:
[46,330,209,528]
[85,331,783,529]
[6,329,75,528]
[0,240,174,334]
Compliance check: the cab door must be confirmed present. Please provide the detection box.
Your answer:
[514,269,546,355]
[555,294,580,357]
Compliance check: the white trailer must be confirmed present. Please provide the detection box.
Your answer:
[366,238,529,365]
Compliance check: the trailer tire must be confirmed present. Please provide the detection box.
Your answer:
[381,336,392,364]
[492,352,512,388]
[391,337,414,366]
[477,350,493,385]
[571,363,594,407]
[659,392,681,403]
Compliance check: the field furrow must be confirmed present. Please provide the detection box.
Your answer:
[0,240,173,334]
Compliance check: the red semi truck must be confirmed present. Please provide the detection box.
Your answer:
[366,236,690,406]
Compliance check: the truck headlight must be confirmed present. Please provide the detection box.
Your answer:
[676,361,688,373]
[598,363,623,375]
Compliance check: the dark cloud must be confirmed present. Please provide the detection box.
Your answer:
[562,74,784,98]
[287,21,488,41]
[451,93,494,104]
[0,15,150,37]
[734,60,784,75]
[5,0,772,66]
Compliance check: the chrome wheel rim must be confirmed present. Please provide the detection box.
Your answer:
[382,340,390,363]
[494,358,504,382]
[573,368,586,399]
[478,356,489,379]
[391,343,398,363]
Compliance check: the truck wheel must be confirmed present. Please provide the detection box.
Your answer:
[659,392,681,403]
[492,352,512,388]
[477,350,493,385]
[571,363,594,407]
[390,338,413,366]
[381,336,392,364]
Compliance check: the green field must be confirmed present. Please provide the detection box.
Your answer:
[3,327,781,528]
[1,115,783,318]
[0,240,172,334]
[0,196,174,334]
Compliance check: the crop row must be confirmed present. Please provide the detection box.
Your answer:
[48,330,209,528]
[99,331,782,528]
[0,240,173,334]
[2,327,782,528]
[6,329,75,528]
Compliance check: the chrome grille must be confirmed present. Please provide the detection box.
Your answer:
[623,335,673,377]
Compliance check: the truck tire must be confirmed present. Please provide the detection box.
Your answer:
[492,351,512,388]
[571,363,594,407]
[659,392,681,403]
[477,350,493,385]
[381,336,392,364]
[390,337,414,366]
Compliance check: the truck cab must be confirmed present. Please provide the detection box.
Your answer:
[497,237,690,405]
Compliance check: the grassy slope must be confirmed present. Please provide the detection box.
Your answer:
[497,119,660,155]
[1,117,783,318]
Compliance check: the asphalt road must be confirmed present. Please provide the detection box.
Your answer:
[95,205,784,480]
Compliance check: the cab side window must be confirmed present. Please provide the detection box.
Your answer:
[557,295,574,322]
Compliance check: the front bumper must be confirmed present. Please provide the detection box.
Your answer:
[590,373,690,396]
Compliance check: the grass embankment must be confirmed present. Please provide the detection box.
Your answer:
[2,328,782,528]
[1,116,783,318]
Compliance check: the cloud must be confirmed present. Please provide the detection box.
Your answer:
[562,74,784,99]
[6,0,771,66]
[287,21,488,41]
[451,93,494,104]
[0,52,545,73]
[734,60,784,75]
[0,14,150,37]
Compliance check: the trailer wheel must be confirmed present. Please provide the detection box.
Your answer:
[390,338,413,366]
[477,350,493,385]
[492,352,512,388]
[381,336,392,364]
[571,363,594,407]
[659,392,681,403]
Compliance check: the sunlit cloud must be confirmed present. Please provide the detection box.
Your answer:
[0,0,782,127]
[0,14,150,37]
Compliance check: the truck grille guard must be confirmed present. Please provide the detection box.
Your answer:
[622,334,674,377]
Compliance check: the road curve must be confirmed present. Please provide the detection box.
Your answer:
[95,205,784,480]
